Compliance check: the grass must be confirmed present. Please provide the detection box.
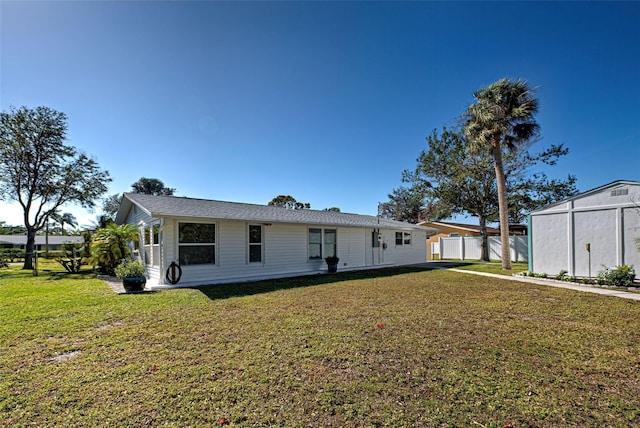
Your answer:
[452,261,530,275]
[1,264,640,427]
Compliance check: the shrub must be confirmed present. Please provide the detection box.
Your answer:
[0,248,25,262]
[555,270,569,281]
[114,260,147,279]
[596,265,636,287]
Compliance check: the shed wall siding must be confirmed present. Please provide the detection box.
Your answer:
[573,209,617,276]
[531,213,569,275]
[530,182,640,277]
[623,207,640,268]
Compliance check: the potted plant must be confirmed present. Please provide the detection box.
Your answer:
[115,260,147,293]
[325,255,340,273]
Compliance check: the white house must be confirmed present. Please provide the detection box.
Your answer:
[115,193,427,287]
[528,180,640,277]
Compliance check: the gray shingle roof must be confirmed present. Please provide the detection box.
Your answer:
[118,193,423,230]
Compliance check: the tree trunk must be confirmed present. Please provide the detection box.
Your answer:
[23,226,36,270]
[479,216,490,262]
[492,143,512,270]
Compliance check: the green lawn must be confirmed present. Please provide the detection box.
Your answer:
[452,261,529,275]
[1,264,639,427]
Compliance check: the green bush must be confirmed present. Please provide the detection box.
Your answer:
[114,260,146,279]
[0,248,25,262]
[596,265,636,287]
[554,270,569,280]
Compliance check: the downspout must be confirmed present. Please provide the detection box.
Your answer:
[527,214,533,273]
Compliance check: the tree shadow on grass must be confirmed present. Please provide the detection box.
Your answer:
[193,262,473,301]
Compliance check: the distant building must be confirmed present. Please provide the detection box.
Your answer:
[418,221,499,260]
[0,235,84,251]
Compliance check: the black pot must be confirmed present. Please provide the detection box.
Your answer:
[122,277,146,293]
[327,263,338,273]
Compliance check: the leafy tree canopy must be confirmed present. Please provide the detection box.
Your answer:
[0,106,111,269]
[131,177,176,196]
[268,195,311,210]
[396,126,577,260]
[379,186,426,224]
[101,193,123,220]
[101,178,176,221]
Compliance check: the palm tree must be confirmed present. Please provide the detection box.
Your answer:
[465,78,539,270]
[91,223,140,275]
[53,212,77,234]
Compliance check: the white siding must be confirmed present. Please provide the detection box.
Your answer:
[531,212,569,275]
[530,182,640,277]
[573,209,617,276]
[623,207,640,268]
[148,218,426,287]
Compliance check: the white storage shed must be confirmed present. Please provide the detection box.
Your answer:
[528,180,640,277]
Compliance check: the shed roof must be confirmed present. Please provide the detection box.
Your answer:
[530,180,640,214]
[116,193,425,231]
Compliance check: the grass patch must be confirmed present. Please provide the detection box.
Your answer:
[453,261,529,275]
[1,266,639,426]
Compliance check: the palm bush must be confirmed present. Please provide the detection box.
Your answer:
[90,223,139,275]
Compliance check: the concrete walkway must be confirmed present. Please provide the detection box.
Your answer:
[444,267,640,301]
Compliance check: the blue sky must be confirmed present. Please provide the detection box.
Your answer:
[1,1,638,228]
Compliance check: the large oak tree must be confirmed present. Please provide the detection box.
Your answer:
[0,106,111,269]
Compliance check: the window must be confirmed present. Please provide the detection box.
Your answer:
[309,228,322,259]
[324,229,336,258]
[308,228,337,260]
[396,231,412,246]
[249,225,262,263]
[179,223,215,265]
[449,233,460,237]
[144,224,160,266]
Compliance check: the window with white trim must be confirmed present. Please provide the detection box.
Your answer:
[324,229,337,258]
[248,225,262,263]
[178,223,215,265]
[308,228,337,260]
[395,231,412,245]
[144,224,160,266]
[309,228,322,260]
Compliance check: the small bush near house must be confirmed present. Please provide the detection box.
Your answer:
[596,265,636,287]
[554,270,569,281]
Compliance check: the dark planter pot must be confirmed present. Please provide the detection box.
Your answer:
[122,277,146,293]
[327,263,338,273]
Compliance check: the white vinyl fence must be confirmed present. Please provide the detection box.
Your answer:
[439,236,528,262]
